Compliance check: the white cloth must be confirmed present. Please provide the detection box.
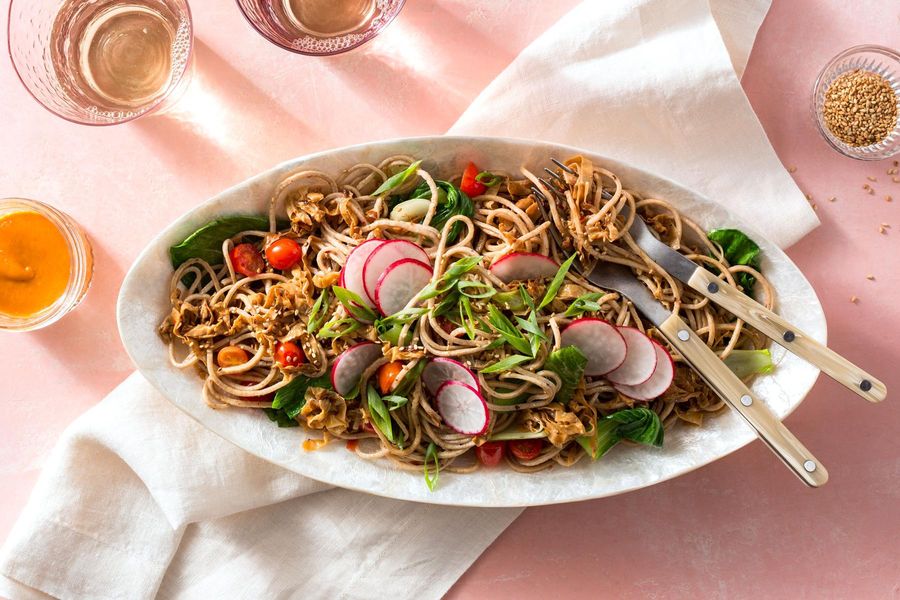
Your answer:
[1,1,809,599]
[451,0,817,248]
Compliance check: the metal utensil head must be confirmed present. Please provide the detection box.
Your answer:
[583,261,672,327]
[618,203,699,283]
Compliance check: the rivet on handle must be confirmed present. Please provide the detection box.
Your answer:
[740,395,752,406]
[707,282,719,293]
[783,331,796,343]
[860,379,872,392]
[803,460,817,473]
[677,329,690,341]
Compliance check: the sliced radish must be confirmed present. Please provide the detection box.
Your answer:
[614,340,675,400]
[606,327,658,386]
[330,342,383,396]
[340,239,384,308]
[374,258,433,316]
[423,357,479,395]
[560,318,627,376]
[435,381,489,436]
[363,240,430,304]
[489,252,558,283]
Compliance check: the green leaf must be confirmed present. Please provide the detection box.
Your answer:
[723,349,774,378]
[544,345,587,403]
[577,408,664,459]
[457,280,496,299]
[475,171,503,187]
[307,288,330,335]
[272,373,332,419]
[539,254,577,310]
[367,384,400,446]
[424,442,440,492]
[374,160,422,196]
[332,286,378,322]
[403,180,474,242]
[318,317,361,339]
[418,255,483,300]
[433,288,462,317]
[263,407,300,428]
[707,229,762,295]
[563,292,606,318]
[169,215,270,268]
[486,304,533,356]
[459,296,477,340]
[383,395,409,411]
[482,354,532,373]
[492,290,527,312]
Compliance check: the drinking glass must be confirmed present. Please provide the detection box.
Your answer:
[236,0,405,56]
[8,0,194,126]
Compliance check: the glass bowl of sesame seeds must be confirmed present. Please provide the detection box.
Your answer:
[813,45,900,160]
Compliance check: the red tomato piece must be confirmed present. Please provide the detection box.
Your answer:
[475,441,506,467]
[229,243,265,277]
[265,237,303,270]
[459,162,486,197]
[274,341,305,367]
[509,439,543,461]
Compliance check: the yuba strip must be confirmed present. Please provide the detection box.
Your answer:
[330,342,383,396]
[374,258,433,316]
[340,239,384,308]
[435,381,489,435]
[614,341,675,400]
[559,318,627,376]
[422,357,479,395]
[606,327,658,386]
[363,240,430,304]
[489,252,558,283]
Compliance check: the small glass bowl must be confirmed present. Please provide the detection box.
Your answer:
[813,45,900,160]
[0,199,94,332]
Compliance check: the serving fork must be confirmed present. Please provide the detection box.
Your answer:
[531,164,831,487]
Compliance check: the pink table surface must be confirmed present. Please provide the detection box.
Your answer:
[1,0,898,597]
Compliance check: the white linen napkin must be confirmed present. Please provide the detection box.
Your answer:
[1,1,813,598]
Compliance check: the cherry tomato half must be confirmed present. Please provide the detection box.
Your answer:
[229,243,265,277]
[377,361,404,395]
[265,237,303,270]
[459,162,486,197]
[475,441,506,467]
[274,341,305,367]
[217,345,249,367]
[509,439,543,461]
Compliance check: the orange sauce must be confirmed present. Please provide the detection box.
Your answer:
[0,211,70,317]
[346,439,359,452]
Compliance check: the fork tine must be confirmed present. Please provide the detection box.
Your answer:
[551,157,576,175]
[543,167,565,184]
[531,181,581,272]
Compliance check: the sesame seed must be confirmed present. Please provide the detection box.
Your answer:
[867,176,878,182]
[878,225,887,234]
[788,166,797,173]
[893,177,900,183]
[805,193,812,201]
[828,196,837,202]
[887,196,894,202]
[850,296,859,304]
[863,184,871,189]
[866,275,875,280]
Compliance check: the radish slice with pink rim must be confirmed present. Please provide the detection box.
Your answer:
[422,357,479,395]
[330,342,383,396]
[435,381,489,436]
[614,340,675,400]
[363,240,430,304]
[374,258,433,316]
[489,252,558,283]
[340,239,384,308]
[559,318,627,376]
[606,327,658,386]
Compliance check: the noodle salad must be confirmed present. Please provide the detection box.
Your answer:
[159,155,774,489]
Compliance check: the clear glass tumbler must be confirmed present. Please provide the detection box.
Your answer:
[236,0,405,56]
[8,0,194,126]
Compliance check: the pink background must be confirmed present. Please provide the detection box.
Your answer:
[1,0,898,597]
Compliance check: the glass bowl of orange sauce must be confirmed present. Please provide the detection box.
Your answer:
[0,198,93,331]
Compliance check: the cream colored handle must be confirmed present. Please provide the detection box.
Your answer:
[659,313,828,487]
[688,268,886,403]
